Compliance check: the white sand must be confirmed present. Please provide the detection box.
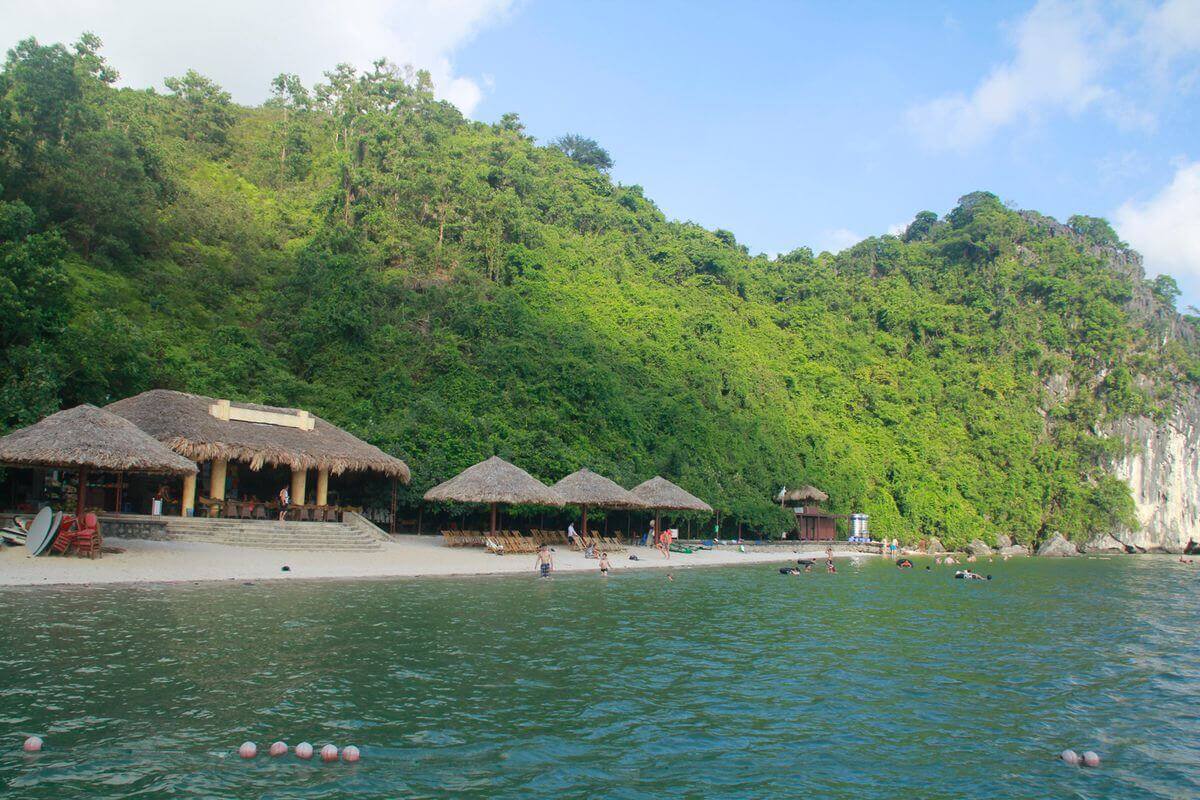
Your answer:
[0,536,875,587]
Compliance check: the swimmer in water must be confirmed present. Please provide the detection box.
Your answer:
[897,558,914,569]
[826,559,836,573]
[934,555,943,565]
[599,552,610,575]
[803,562,813,573]
[534,544,554,578]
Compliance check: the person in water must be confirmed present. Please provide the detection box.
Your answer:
[804,562,813,573]
[897,558,913,569]
[826,559,836,573]
[534,545,554,577]
[599,552,611,576]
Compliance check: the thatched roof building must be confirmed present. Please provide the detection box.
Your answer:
[630,476,712,512]
[552,469,645,509]
[424,456,563,506]
[0,404,197,474]
[780,485,828,504]
[106,389,409,480]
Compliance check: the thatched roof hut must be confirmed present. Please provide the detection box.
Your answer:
[0,404,197,474]
[780,485,828,504]
[630,476,713,513]
[105,389,409,480]
[0,404,197,517]
[552,468,645,535]
[424,456,563,535]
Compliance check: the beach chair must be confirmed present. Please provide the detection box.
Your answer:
[51,515,78,554]
[485,536,505,555]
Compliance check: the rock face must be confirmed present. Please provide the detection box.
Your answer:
[995,533,1012,549]
[1083,533,1129,554]
[1037,533,1078,557]
[999,544,1029,556]
[926,536,945,553]
[966,539,993,556]
[1109,392,1200,554]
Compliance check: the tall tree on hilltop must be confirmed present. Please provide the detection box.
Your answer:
[551,134,613,171]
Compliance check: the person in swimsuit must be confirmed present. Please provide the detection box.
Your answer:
[534,544,554,577]
[599,552,610,575]
[826,558,836,573]
[897,558,913,569]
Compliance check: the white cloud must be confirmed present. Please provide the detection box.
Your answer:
[1142,0,1200,61]
[1114,161,1200,280]
[906,0,1200,152]
[0,0,514,115]
[819,228,863,253]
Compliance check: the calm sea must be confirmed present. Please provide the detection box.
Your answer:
[1,556,1197,798]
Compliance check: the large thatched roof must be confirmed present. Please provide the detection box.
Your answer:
[630,476,712,512]
[0,404,197,474]
[424,456,564,506]
[106,389,409,480]
[552,468,647,509]
[781,485,828,503]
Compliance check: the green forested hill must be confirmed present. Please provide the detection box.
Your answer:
[3,36,1196,545]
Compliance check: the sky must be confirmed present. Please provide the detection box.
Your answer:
[4,0,1200,305]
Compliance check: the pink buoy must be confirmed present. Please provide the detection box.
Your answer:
[1060,749,1079,766]
[1082,751,1101,768]
[269,741,288,757]
[295,742,313,759]
[238,741,257,759]
[320,744,338,763]
[342,745,360,762]
[23,736,43,753]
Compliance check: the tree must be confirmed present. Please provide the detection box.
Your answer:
[550,134,613,171]
[1068,214,1122,247]
[904,210,938,242]
[1151,274,1181,308]
[164,69,234,147]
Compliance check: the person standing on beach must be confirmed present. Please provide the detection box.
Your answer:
[659,527,671,559]
[567,521,581,549]
[534,544,554,577]
[644,519,655,547]
[278,485,290,521]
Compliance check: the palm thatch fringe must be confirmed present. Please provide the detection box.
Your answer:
[0,404,197,474]
[629,476,712,512]
[424,456,564,506]
[552,468,646,508]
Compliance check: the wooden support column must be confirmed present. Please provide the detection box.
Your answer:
[290,468,307,506]
[210,458,228,501]
[181,472,196,517]
[316,468,329,506]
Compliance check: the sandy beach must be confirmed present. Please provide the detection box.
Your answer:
[0,536,875,587]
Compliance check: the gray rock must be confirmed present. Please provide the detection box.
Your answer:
[999,544,1029,556]
[966,539,993,556]
[927,536,945,553]
[1082,533,1128,554]
[1036,533,1078,557]
[995,533,1012,548]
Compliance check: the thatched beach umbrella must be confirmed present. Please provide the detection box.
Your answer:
[0,404,198,517]
[423,456,564,535]
[551,468,646,536]
[630,476,713,540]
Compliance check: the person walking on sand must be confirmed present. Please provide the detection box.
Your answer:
[659,527,671,559]
[278,485,290,521]
[534,544,554,578]
[644,519,656,547]
[567,521,581,549]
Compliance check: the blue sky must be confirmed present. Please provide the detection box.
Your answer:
[7,0,1200,304]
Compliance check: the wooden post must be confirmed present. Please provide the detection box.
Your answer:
[490,503,498,536]
[290,468,306,506]
[582,504,589,536]
[114,471,123,516]
[181,472,196,517]
[76,466,88,519]
[390,478,397,535]
[316,468,329,506]
[210,458,228,501]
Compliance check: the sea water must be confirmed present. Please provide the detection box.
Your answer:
[1,557,1198,798]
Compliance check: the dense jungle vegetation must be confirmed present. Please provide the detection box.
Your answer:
[3,35,1196,545]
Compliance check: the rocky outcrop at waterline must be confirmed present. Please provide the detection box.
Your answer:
[1037,534,1078,557]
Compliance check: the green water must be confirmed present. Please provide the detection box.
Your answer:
[1,557,1198,798]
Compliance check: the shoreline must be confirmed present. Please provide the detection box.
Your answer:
[0,535,876,588]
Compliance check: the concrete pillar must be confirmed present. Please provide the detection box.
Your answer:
[210,458,228,501]
[290,468,307,506]
[316,468,329,506]
[181,473,196,517]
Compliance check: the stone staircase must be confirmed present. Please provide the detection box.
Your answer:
[163,517,382,551]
